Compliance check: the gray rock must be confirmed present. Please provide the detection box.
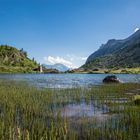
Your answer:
[103,75,121,83]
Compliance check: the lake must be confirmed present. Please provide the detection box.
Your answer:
[0,74,139,88]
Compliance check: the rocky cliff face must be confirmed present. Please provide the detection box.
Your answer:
[83,29,140,69]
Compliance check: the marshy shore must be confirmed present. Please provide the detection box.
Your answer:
[0,80,140,140]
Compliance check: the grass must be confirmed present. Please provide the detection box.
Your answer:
[0,45,39,73]
[0,80,140,139]
[0,66,39,73]
[72,67,140,74]
[109,67,140,74]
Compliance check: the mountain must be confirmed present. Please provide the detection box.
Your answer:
[0,45,39,73]
[82,29,140,70]
[42,66,60,73]
[43,63,70,72]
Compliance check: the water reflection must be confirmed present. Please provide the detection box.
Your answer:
[0,74,139,88]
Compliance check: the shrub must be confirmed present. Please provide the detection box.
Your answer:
[133,95,140,105]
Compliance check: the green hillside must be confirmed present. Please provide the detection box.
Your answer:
[0,45,39,73]
[83,42,140,69]
[81,29,140,72]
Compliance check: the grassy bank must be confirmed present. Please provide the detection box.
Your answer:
[71,67,140,74]
[0,80,140,139]
[0,66,39,74]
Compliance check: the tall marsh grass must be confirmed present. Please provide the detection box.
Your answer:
[0,80,140,140]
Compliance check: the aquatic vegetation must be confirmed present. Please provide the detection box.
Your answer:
[133,95,140,105]
[0,80,140,139]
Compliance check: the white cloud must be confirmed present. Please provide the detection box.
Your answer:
[81,57,88,61]
[43,54,88,69]
[44,56,78,69]
[66,54,87,61]
[134,27,139,33]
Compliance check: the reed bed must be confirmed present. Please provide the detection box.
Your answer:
[0,80,139,140]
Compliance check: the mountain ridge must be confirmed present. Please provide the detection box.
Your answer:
[82,29,140,70]
[86,29,140,63]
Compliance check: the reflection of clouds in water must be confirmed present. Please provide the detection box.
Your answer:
[59,102,109,117]
[0,74,139,89]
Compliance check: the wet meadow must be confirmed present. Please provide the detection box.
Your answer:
[0,80,140,140]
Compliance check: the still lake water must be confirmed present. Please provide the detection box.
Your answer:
[0,73,140,117]
[0,74,140,88]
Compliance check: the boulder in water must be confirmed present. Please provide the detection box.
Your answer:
[103,75,121,83]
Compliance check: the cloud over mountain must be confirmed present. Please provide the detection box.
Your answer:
[44,56,77,69]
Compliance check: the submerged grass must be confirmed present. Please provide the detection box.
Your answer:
[0,80,140,140]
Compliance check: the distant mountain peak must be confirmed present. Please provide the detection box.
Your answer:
[107,39,116,44]
[43,63,70,72]
[134,27,139,33]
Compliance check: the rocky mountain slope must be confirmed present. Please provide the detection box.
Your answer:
[0,45,39,73]
[83,29,140,69]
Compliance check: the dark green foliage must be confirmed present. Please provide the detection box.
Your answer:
[133,95,140,105]
[134,99,140,105]
[20,48,27,57]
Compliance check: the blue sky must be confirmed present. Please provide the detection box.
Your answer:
[0,0,140,68]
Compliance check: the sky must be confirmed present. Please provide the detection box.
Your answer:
[0,0,140,68]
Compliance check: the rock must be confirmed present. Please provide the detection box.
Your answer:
[103,75,121,83]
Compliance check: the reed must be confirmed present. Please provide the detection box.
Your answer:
[0,80,139,139]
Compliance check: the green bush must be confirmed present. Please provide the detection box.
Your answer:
[133,95,140,105]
